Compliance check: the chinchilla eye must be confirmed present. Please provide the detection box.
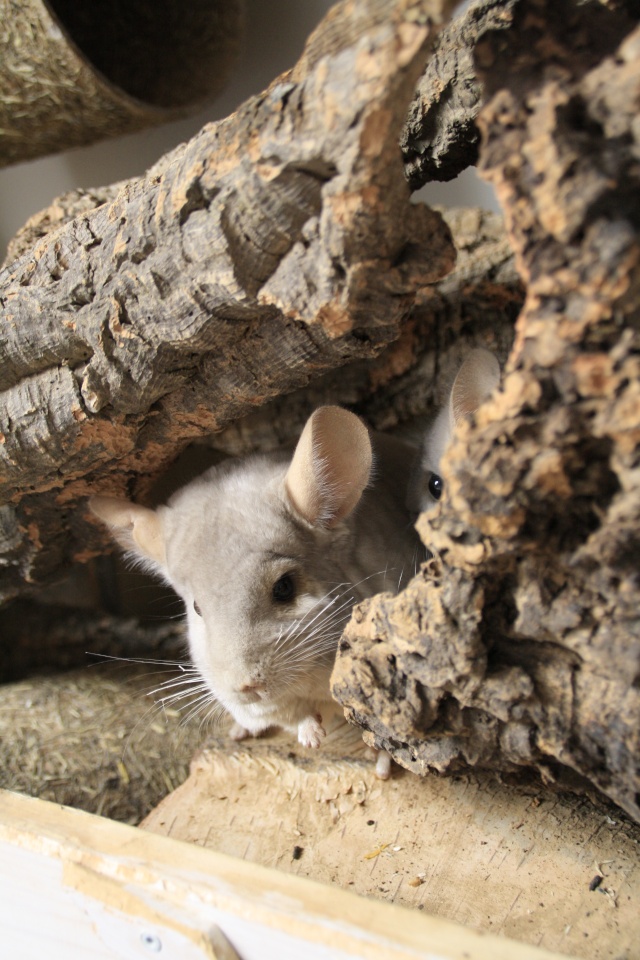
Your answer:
[428,473,443,501]
[272,572,296,603]
[193,600,202,616]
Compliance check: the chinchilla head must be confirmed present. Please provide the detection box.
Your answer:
[408,347,501,514]
[89,406,375,734]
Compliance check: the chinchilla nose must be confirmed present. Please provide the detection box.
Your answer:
[234,681,266,703]
[237,681,266,694]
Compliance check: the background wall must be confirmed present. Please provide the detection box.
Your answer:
[0,0,498,261]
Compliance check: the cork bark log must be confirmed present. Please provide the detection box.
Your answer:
[333,0,640,823]
[0,0,457,601]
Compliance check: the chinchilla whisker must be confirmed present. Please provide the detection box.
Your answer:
[143,668,210,701]
[304,582,351,613]
[187,698,224,730]
[274,632,343,669]
[280,615,302,645]
[153,667,203,684]
[180,690,222,726]
[275,643,333,668]
[289,624,346,656]
[271,673,299,693]
[146,597,185,609]
[303,589,357,627]
[86,652,192,669]
[133,668,203,692]
[272,599,354,663]
[341,568,390,596]
[279,583,351,644]
[150,682,211,707]
[138,611,187,622]
[302,595,352,633]
[152,670,209,692]
[89,399,426,748]
[274,625,332,662]
[299,602,354,640]
[144,667,202,686]
[288,665,328,688]
[147,672,207,696]
[303,627,347,648]
[121,691,200,759]
[412,544,422,579]
[150,688,211,715]
[196,700,226,734]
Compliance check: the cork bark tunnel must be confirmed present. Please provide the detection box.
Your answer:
[0,0,639,832]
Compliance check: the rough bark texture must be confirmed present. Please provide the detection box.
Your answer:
[200,205,522,455]
[2,184,125,268]
[399,0,640,189]
[401,0,517,188]
[3,0,639,832]
[333,0,640,823]
[0,0,456,601]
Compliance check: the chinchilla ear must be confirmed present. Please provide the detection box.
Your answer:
[450,348,500,425]
[89,496,166,566]
[284,406,373,528]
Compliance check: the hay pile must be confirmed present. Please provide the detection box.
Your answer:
[0,656,215,824]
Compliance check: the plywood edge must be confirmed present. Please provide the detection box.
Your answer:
[0,788,573,960]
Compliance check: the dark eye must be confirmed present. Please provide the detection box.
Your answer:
[428,473,443,501]
[272,572,296,603]
[193,600,202,616]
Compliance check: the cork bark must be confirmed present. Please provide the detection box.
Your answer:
[0,0,456,600]
[401,0,517,187]
[333,0,640,823]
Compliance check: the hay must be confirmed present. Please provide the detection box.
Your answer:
[0,0,243,167]
[0,661,212,824]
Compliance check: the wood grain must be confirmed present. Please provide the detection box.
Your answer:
[141,721,640,960]
[0,787,572,960]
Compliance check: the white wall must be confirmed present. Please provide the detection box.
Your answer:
[0,0,497,260]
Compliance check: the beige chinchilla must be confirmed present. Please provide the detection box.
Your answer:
[90,406,420,761]
[407,348,500,515]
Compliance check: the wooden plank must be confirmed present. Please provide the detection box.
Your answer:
[0,788,570,960]
[140,721,640,960]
